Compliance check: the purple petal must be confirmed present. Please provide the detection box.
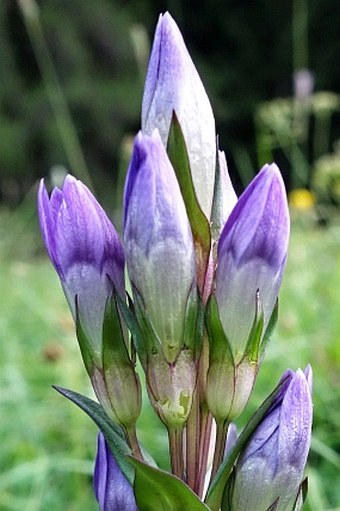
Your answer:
[123,130,196,362]
[142,12,216,219]
[218,164,289,268]
[231,368,313,511]
[38,175,125,350]
[215,164,290,358]
[94,433,138,511]
[278,369,313,473]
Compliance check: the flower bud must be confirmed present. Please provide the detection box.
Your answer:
[142,12,216,219]
[38,175,125,355]
[228,367,313,511]
[215,163,290,361]
[123,130,196,364]
[94,432,139,511]
[39,176,141,430]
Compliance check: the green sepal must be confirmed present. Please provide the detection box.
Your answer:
[205,295,234,366]
[115,291,147,366]
[220,467,235,511]
[205,373,292,511]
[129,457,210,511]
[75,295,97,373]
[102,291,130,367]
[167,112,211,276]
[53,385,134,484]
[293,477,308,511]
[132,284,163,361]
[182,284,204,357]
[210,139,226,242]
[102,291,142,428]
[266,499,279,511]
[260,299,279,358]
[243,290,264,362]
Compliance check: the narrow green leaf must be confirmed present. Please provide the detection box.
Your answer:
[205,295,233,365]
[260,300,279,357]
[53,386,134,484]
[266,499,279,511]
[116,290,148,367]
[167,113,211,266]
[102,292,129,368]
[243,290,264,362]
[293,477,308,511]
[220,469,235,511]
[182,285,203,356]
[131,284,168,361]
[210,142,225,241]
[129,457,210,511]
[75,295,97,372]
[205,375,291,511]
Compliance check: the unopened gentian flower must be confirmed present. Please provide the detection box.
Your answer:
[38,176,141,429]
[216,163,289,358]
[227,367,313,511]
[123,129,197,428]
[124,129,196,364]
[142,12,216,219]
[207,164,290,422]
[38,175,124,356]
[94,432,139,511]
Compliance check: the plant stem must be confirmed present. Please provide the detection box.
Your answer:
[126,425,143,461]
[196,333,211,496]
[210,421,229,484]
[197,408,213,498]
[186,389,200,491]
[169,428,184,480]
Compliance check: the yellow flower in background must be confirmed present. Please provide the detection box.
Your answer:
[289,188,315,210]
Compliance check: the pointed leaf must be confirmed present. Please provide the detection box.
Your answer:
[167,113,211,274]
[243,290,264,362]
[129,457,210,511]
[102,292,129,368]
[205,295,233,365]
[75,296,97,373]
[182,285,203,356]
[293,477,308,511]
[54,386,134,484]
[260,300,279,357]
[116,290,150,367]
[266,499,279,511]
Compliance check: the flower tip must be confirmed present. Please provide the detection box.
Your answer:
[258,162,284,185]
[159,11,177,30]
[289,369,313,411]
[37,178,47,206]
[304,364,313,391]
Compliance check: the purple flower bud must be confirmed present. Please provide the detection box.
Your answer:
[94,432,138,511]
[215,163,290,360]
[38,175,124,354]
[123,130,196,363]
[142,12,216,219]
[230,367,313,511]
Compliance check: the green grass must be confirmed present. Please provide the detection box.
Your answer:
[1,207,340,510]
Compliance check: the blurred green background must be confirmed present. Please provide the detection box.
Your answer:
[1,0,340,509]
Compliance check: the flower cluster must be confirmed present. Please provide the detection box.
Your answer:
[38,11,312,511]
